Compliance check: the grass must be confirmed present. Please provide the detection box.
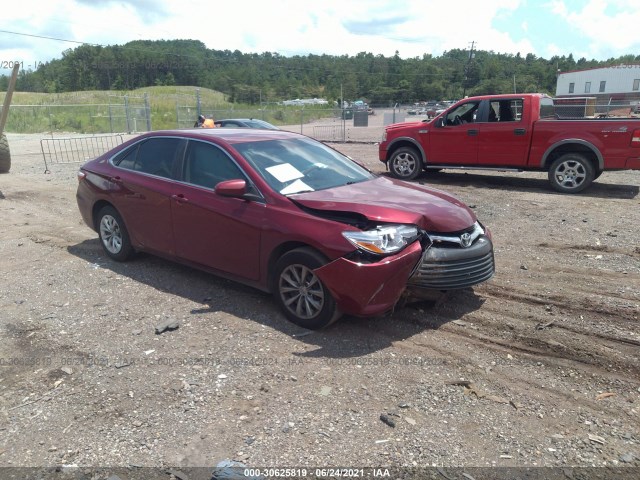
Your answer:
[1,86,336,134]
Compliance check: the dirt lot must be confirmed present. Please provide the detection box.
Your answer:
[1,121,639,478]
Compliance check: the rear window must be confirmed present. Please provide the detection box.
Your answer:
[113,137,184,179]
[540,96,555,118]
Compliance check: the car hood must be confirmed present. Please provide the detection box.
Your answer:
[290,176,476,232]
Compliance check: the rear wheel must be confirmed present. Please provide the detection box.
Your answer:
[388,146,423,180]
[548,153,594,193]
[0,133,11,173]
[97,206,134,261]
[273,248,341,329]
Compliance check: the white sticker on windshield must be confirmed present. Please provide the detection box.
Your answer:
[280,179,314,195]
[266,163,303,183]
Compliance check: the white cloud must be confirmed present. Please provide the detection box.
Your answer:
[548,0,640,58]
[546,0,569,16]
[0,0,638,74]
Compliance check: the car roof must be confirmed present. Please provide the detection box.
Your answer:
[217,118,260,122]
[138,128,299,145]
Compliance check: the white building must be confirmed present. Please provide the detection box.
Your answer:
[556,65,640,103]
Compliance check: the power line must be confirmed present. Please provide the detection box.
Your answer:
[0,29,100,47]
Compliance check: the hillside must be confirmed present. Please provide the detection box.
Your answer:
[3,39,639,104]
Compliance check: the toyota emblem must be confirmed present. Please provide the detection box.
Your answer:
[460,232,472,248]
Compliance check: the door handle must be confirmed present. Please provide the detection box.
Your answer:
[467,129,479,136]
[172,194,189,204]
[125,192,145,200]
[514,128,526,135]
[109,176,123,184]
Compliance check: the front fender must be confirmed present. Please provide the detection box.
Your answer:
[315,241,423,317]
[386,136,427,163]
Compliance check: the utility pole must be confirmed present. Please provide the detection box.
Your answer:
[462,41,476,98]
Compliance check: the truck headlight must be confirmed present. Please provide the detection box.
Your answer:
[342,225,419,255]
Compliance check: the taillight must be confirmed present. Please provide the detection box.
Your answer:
[632,129,640,147]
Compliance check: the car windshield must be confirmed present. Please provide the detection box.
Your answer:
[233,137,375,195]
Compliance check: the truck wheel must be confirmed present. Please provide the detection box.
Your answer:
[548,153,594,194]
[273,248,341,330]
[389,146,423,180]
[0,133,11,173]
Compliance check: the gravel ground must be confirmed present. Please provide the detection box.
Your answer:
[0,116,639,479]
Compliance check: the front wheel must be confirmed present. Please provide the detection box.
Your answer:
[97,205,134,261]
[548,153,594,193]
[388,146,423,180]
[273,248,341,329]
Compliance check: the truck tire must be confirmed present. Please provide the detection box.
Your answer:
[388,146,423,180]
[548,153,594,194]
[0,133,11,173]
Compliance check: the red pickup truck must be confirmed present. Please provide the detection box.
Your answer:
[379,93,640,193]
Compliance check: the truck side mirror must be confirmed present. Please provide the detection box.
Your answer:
[435,117,446,128]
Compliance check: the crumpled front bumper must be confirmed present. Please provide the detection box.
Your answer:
[315,234,495,318]
[406,235,495,290]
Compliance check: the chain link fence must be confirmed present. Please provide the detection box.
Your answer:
[5,89,637,140]
[2,89,406,141]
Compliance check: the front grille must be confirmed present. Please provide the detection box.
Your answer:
[407,236,495,290]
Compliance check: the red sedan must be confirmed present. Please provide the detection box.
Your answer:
[76,128,494,329]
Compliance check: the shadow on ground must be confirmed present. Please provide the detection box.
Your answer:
[67,239,485,360]
[408,170,640,199]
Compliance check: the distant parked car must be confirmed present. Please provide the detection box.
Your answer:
[426,103,447,119]
[214,118,279,130]
[76,129,494,329]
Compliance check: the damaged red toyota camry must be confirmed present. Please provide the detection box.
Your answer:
[76,128,494,329]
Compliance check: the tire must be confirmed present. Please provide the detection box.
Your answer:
[273,248,341,329]
[0,133,11,173]
[388,146,423,180]
[594,170,603,180]
[96,205,134,261]
[548,153,594,194]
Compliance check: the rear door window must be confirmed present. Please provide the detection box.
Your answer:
[114,137,184,179]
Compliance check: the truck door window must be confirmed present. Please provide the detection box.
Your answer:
[446,101,480,125]
[491,100,523,122]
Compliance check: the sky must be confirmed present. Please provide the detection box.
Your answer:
[1,0,639,75]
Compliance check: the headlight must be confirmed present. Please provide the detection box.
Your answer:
[381,131,387,141]
[342,225,419,255]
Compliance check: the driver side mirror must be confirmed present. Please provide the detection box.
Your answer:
[215,179,262,201]
[435,117,446,128]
